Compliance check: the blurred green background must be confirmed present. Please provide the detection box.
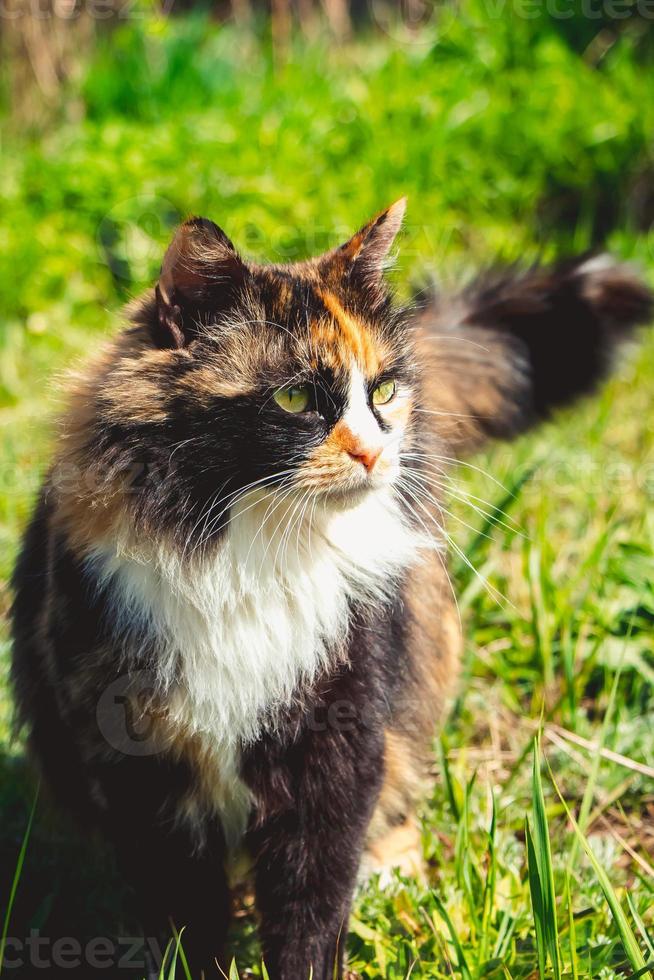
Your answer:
[1,2,654,976]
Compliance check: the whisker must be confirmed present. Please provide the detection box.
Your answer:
[401,460,525,538]
[413,407,483,421]
[419,333,491,353]
[182,476,234,561]
[397,476,511,610]
[402,471,498,542]
[392,481,462,630]
[270,488,308,581]
[244,477,299,570]
[258,484,305,580]
[189,468,301,557]
[400,450,511,494]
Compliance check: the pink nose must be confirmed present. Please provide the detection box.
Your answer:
[348,446,382,473]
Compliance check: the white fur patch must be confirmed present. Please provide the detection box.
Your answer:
[344,366,385,454]
[90,486,426,843]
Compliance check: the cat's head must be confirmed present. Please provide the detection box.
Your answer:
[61,201,425,551]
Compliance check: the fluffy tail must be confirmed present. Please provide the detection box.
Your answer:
[414,255,653,455]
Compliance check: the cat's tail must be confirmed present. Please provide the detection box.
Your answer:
[414,254,653,455]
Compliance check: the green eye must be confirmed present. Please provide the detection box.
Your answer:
[372,379,396,406]
[273,384,311,414]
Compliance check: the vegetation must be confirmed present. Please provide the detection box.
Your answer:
[1,4,653,976]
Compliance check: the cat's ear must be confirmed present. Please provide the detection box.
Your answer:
[320,198,406,290]
[154,217,247,348]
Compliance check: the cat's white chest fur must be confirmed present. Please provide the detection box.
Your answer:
[93,488,423,841]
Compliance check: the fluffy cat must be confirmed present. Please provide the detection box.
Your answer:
[11,200,652,978]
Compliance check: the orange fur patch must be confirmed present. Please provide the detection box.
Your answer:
[364,817,424,881]
[313,289,384,376]
[296,433,356,487]
[366,562,462,856]
[330,419,367,459]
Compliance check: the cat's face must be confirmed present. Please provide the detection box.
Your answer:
[79,201,422,549]
[242,290,415,498]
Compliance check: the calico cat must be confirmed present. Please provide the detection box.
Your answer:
[10,199,652,978]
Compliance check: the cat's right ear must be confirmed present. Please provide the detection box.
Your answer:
[154,217,247,349]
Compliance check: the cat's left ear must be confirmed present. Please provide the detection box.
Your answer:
[154,217,248,349]
[320,198,406,290]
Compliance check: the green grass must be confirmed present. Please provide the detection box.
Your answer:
[1,6,654,977]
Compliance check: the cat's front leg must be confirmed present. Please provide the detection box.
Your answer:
[244,712,385,980]
[94,750,232,979]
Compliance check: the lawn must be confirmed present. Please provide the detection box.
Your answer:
[1,5,653,977]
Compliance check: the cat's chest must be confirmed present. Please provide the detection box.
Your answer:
[96,490,422,837]
[162,521,356,749]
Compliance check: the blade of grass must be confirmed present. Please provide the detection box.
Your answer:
[438,735,461,822]
[531,737,561,980]
[627,894,654,961]
[332,924,342,980]
[157,938,173,980]
[171,925,192,980]
[431,893,473,980]
[568,614,635,868]
[421,906,456,976]
[478,791,497,971]
[492,909,518,961]
[455,774,481,936]
[565,872,579,980]
[527,539,554,691]
[0,785,38,976]
[547,759,651,978]
[622,962,654,979]
[525,820,547,980]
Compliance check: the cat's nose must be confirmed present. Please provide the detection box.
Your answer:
[348,446,382,473]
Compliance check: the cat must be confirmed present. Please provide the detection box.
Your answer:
[10,199,652,979]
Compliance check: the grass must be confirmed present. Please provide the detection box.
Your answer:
[1,5,654,977]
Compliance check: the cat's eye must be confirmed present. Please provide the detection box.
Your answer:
[273,384,311,414]
[371,380,396,406]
